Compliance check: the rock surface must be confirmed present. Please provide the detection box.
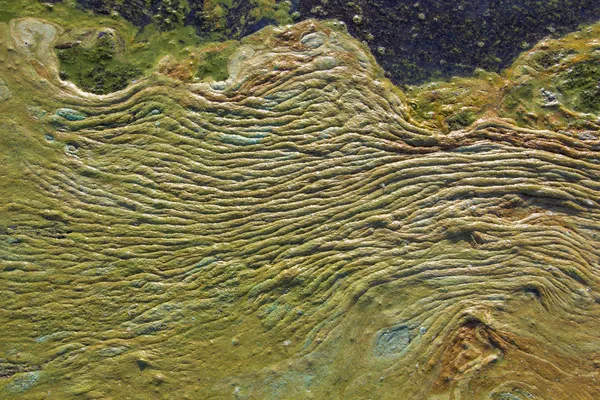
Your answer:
[1,12,600,400]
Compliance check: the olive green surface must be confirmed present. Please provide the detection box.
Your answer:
[1,5,600,400]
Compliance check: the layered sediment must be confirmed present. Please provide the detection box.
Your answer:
[1,15,600,399]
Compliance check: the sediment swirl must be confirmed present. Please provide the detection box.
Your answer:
[1,17,600,399]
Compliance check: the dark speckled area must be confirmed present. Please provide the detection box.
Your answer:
[71,0,600,84]
[297,0,600,84]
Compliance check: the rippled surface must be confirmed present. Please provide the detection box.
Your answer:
[1,16,600,399]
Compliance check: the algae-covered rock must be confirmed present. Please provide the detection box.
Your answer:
[2,5,600,400]
[1,371,40,394]
[374,325,412,357]
[0,79,11,101]
[56,108,87,121]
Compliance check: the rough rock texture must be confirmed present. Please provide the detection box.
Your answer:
[1,15,600,399]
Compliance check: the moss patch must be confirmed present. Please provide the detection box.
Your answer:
[557,60,600,114]
[57,31,142,94]
[445,109,477,130]
[194,42,237,82]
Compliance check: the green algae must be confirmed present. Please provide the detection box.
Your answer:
[56,31,142,94]
[532,49,576,69]
[1,372,40,394]
[0,11,16,24]
[405,21,600,133]
[0,0,207,94]
[557,59,600,114]
[56,108,87,121]
[76,0,294,44]
[0,0,288,94]
[77,0,191,29]
[194,43,237,82]
[445,109,477,130]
